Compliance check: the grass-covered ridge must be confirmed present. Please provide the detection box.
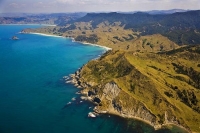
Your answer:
[79,46,200,132]
[22,22,180,52]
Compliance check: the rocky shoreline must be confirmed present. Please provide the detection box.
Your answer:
[65,65,191,133]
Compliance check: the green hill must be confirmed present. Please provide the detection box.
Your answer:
[76,45,200,132]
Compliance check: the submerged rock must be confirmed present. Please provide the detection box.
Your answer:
[71,97,76,101]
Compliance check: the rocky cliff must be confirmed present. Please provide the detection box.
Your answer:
[68,48,200,132]
[71,71,158,126]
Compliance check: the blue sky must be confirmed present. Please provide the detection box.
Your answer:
[0,0,199,13]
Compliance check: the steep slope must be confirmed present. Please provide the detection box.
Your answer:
[73,46,200,132]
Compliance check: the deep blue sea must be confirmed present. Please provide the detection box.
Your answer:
[0,25,188,133]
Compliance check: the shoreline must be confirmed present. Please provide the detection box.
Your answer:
[90,97,191,133]
[107,111,190,133]
[99,109,156,127]
[64,36,112,51]
[0,24,57,26]
[22,31,112,51]
[75,41,112,51]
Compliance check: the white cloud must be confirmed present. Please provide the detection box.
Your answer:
[0,0,199,13]
[9,2,19,8]
[56,0,75,4]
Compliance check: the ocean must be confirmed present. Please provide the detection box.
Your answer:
[0,25,188,133]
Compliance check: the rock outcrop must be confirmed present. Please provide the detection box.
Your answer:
[103,82,121,99]
[70,72,158,127]
[98,82,157,126]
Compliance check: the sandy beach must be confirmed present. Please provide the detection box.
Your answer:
[81,42,112,51]
[29,32,64,38]
[26,32,112,51]
[70,38,112,51]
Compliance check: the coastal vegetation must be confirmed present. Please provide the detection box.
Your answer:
[19,10,200,132]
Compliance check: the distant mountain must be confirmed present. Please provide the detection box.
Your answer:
[71,10,200,45]
[0,13,35,17]
[19,10,200,46]
[0,13,86,25]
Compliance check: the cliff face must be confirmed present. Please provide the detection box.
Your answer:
[102,82,157,124]
[103,82,121,99]
[94,82,156,124]
[78,79,158,126]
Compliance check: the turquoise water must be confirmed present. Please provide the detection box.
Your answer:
[0,25,188,133]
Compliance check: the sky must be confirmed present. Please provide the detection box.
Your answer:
[0,0,199,13]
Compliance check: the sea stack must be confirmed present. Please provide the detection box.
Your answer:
[12,36,19,40]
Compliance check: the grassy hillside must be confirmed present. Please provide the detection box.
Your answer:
[23,21,180,52]
[79,46,200,132]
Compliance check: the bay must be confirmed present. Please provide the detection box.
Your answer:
[0,25,188,133]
